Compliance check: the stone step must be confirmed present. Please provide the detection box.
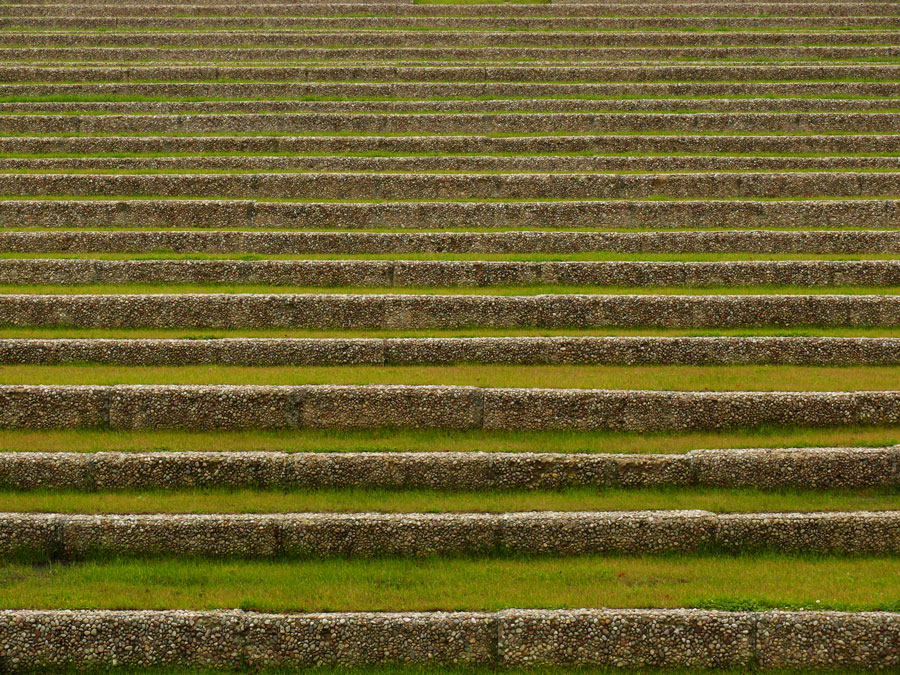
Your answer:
[4,154,899,172]
[5,293,900,329]
[4,16,898,29]
[4,230,900,254]
[0,609,895,672]
[0,171,897,200]
[4,447,898,489]
[2,509,899,558]
[10,29,900,47]
[7,63,900,82]
[5,258,900,287]
[2,384,900,430]
[8,81,898,99]
[5,198,894,230]
[5,133,898,156]
[4,3,897,18]
[8,46,900,61]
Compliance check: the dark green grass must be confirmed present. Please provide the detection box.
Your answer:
[3,486,896,514]
[1,555,897,612]
[0,425,897,454]
[5,363,900,390]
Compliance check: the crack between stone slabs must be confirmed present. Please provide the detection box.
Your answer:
[293,387,307,431]
[471,387,485,430]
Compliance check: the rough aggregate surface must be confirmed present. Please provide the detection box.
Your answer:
[1,447,895,491]
[1,384,900,431]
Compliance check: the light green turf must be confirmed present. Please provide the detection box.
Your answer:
[4,363,900,390]
[0,425,897,454]
[3,487,897,515]
[2,555,897,612]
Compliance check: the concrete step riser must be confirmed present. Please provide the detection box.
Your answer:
[5,134,899,156]
[8,63,900,82]
[6,17,900,29]
[5,155,900,172]
[5,385,900,431]
[5,259,900,287]
[3,294,900,329]
[4,447,898,490]
[0,609,896,672]
[10,46,900,61]
[11,30,900,48]
[7,112,900,134]
[6,4,900,18]
[2,510,899,558]
[4,99,898,114]
[5,230,900,254]
[0,172,896,200]
[4,199,897,229]
[4,336,900,367]
[8,82,899,99]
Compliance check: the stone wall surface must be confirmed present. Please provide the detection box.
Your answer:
[12,29,900,47]
[2,447,895,491]
[6,133,900,157]
[0,171,897,199]
[3,294,900,328]
[2,199,895,229]
[3,230,900,254]
[6,84,899,103]
[5,16,900,29]
[2,385,900,431]
[0,609,897,671]
[5,63,900,82]
[7,4,899,18]
[5,258,900,287]
[3,100,899,117]
[3,112,900,135]
[1,510,898,559]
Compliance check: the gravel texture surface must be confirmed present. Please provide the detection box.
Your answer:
[2,384,900,431]
[4,229,900,254]
[4,113,900,136]
[4,294,900,329]
[2,447,895,491]
[5,336,900,366]
[2,510,898,559]
[4,199,896,230]
[12,29,900,48]
[0,609,896,671]
[4,258,900,288]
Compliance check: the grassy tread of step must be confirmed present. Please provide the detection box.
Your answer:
[0,0,898,671]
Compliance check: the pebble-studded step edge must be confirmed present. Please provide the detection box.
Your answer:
[1,447,897,490]
[1,609,898,671]
[4,336,900,366]
[2,510,900,559]
[4,258,900,287]
[3,229,900,254]
[5,294,900,329]
[3,199,897,230]
[3,385,900,431]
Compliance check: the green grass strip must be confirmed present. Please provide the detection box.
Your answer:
[3,487,897,515]
[3,363,900,390]
[1,554,897,612]
[0,424,897,454]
